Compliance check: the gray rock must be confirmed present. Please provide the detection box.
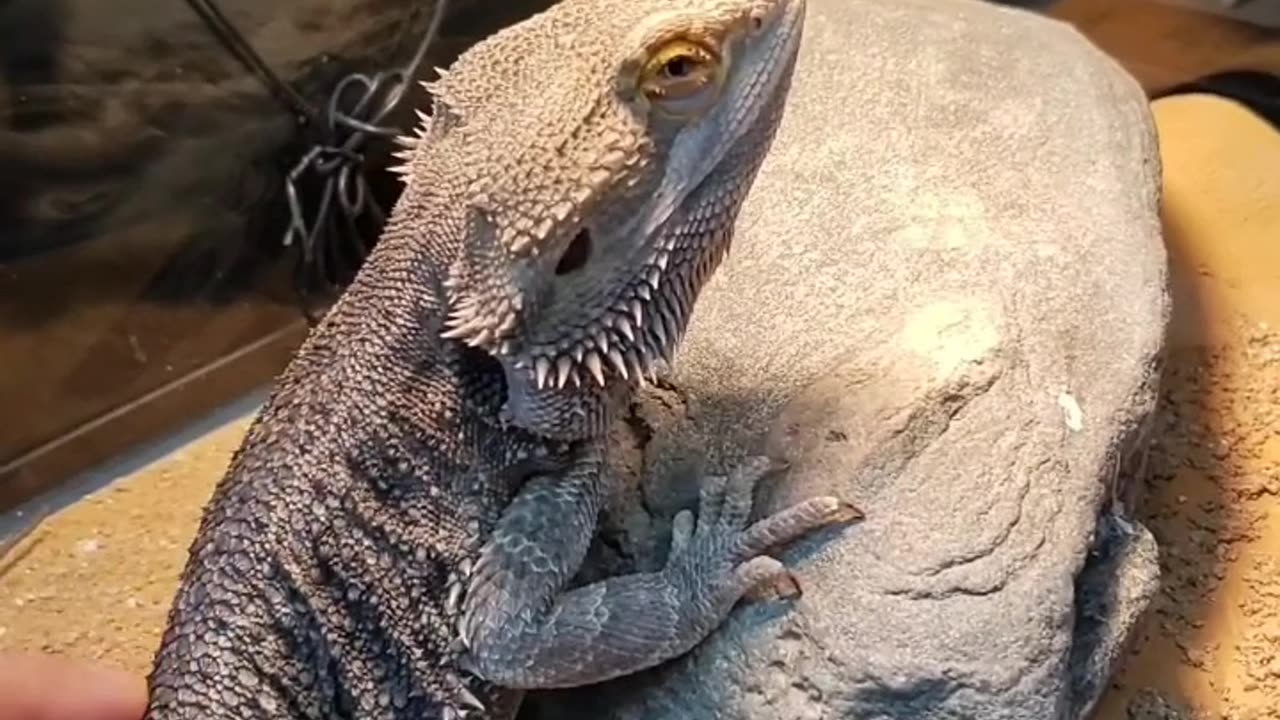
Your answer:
[523,0,1168,718]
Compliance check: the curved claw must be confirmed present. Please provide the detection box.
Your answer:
[740,559,802,604]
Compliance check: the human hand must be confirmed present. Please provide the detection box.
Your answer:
[0,652,145,720]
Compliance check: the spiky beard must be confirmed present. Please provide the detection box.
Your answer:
[487,217,738,442]
[432,180,742,398]
[518,222,735,392]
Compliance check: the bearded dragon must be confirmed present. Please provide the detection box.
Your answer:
[144,0,858,718]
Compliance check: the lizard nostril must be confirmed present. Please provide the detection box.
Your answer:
[556,228,593,275]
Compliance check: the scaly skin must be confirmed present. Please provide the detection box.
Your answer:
[144,1,859,719]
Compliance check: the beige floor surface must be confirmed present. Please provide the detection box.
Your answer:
[1094,94,1280,720]
[1,93,1278,719]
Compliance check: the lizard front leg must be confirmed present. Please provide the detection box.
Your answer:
[457,446,861,689]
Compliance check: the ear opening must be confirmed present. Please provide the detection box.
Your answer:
[555,227,594,275]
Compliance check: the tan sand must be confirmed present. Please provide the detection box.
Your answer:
[1093,94,1280,720]
[1,93,1278,719]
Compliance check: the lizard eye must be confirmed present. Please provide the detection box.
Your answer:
[638,39,725,117]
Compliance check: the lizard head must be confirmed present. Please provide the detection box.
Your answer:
[396,0,806,439]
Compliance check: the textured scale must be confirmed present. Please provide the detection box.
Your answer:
[144,1,861,719]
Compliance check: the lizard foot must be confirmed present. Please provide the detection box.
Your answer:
[454,453,860,689]
[664,456,862,617]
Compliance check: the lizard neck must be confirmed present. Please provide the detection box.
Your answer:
[287,188,509,423]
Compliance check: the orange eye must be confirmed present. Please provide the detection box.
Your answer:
[638,39,725,117]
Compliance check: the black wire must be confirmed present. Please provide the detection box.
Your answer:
[282,0,449,323]
[184,0,319,124]
[184,0,450,323]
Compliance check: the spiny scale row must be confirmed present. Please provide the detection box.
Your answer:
[389,108,433,177]
[440,291,522,350]
[521,253,711,391]
[438,557,485,720]
[388,75,447,176]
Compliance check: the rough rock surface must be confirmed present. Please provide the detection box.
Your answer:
[521,0,1168,718]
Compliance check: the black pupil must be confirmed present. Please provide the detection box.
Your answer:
[665,56,692,78]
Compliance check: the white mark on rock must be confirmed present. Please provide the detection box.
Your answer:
[76,538,102,554]
[1057,392,1084,432]
[889,185,992,250]
[901,298,1001,377]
